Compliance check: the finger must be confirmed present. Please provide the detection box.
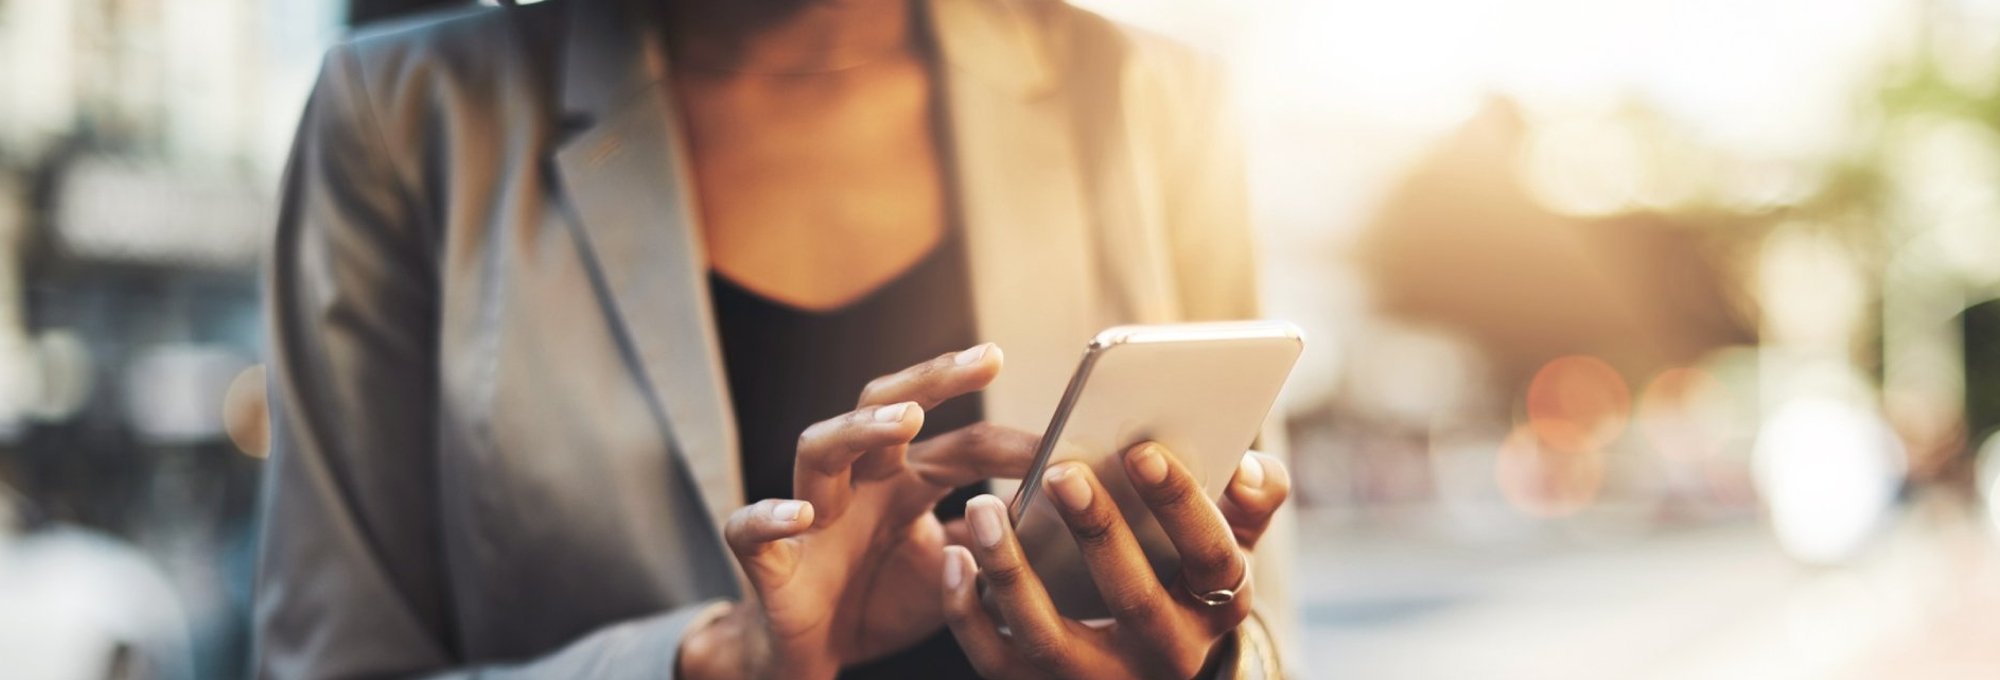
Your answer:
[1040,462,1179,639]
[794,402,924,524]
[851,344,999,482]
[941,545,1035,680]
[1123,443,1250,618]
[856,343,1003,410]
[964,494,1086,675]
[906,423,1042,488]
[1219,451,1291,550]
[723,499,814,588]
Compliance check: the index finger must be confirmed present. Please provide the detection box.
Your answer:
[1123,443,1251,620]
[795,402,926,524]
[856,343,1003,410]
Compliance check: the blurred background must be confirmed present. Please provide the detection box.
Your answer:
[3,0,1999,677]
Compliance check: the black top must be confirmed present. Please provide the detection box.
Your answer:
[710,225,984,678]
[710,227,984,505]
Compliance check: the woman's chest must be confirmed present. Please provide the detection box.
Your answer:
[673,61,950,311]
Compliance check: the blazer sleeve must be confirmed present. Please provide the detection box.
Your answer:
[1149,50,1299,679]
[254,43,721,680]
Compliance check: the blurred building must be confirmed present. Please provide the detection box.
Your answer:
[0,1,343,677]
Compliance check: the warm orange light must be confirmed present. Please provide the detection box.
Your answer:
[224,364,269,459]
[1525,355,1631,454]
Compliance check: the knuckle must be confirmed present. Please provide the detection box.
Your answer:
[846,407,879,426]
[980,559,1030,589]
[727,502,763,523]
[1067,515,1118,548]
[961,421,998,451]
[931,350,962,369]
[1149,483,1203,515]
[914,357,951,383]
[964,423,1028,470]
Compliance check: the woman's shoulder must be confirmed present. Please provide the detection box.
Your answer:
[325,1,563,112]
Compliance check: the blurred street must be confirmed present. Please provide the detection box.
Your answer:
[1295,496,2000,680]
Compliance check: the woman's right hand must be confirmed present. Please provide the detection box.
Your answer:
[678,343,1041,680]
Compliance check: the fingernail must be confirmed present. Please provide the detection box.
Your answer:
[772,500,805,522]
[1237,453,1265,489]
[968,497,1005,548]
[942,547,966,591]
[875,402,911,423]
[1046,463,1093,511]
[954,343,988,366]
[1130,444,1169,485]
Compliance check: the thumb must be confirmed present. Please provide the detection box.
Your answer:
[724,499,814,590]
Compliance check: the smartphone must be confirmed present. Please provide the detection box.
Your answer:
[1000,320,1303,621]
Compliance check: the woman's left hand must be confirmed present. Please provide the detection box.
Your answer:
[941,443,1291,679]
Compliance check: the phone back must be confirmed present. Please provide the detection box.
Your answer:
[1005,321,1302,621]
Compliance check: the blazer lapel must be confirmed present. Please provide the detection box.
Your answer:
[552,2,743,534]
[931,0,1100,435]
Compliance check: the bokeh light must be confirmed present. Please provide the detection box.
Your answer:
[1525,355,1631,455]
[223,365,269,459]
[1753,398,1907,565]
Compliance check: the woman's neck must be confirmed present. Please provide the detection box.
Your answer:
[661,0,917,74]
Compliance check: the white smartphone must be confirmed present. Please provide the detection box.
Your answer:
[1001,320,1303,621]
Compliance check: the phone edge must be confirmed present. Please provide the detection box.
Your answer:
[1006,341,1107,524]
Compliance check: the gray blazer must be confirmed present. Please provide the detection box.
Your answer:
[255,0,1288,677]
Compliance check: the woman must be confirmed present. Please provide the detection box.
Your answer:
[254,0,1293,677]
